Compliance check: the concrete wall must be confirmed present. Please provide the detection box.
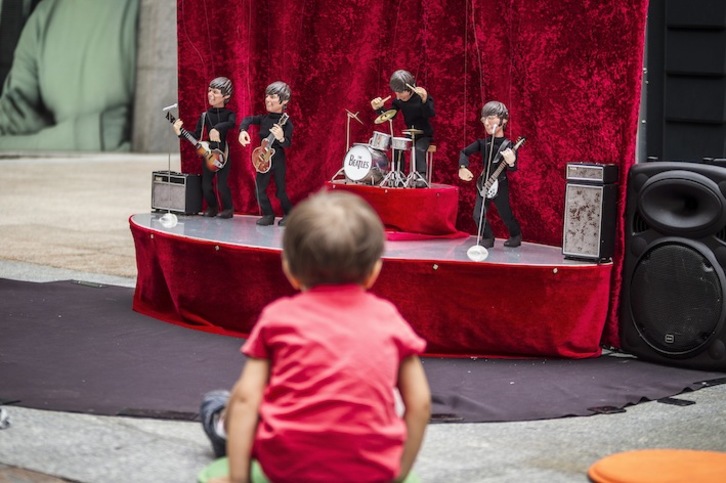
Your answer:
[132,0,179,153]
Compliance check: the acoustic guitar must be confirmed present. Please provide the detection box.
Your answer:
[166,112,226,172]
[251,113,289,173]
[476,136,526,198]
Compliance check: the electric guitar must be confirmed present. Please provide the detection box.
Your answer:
[476,136,526,198]
[166,112,227,172]
[251,113,289,173]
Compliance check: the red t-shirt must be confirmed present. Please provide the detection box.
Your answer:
[242,284,426,482]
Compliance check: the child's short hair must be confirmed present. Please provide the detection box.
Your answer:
[266,81,291,103]
[481,101,509,121]
[282,190,385,287]
[390,70,415,93]
[209,77,233,102]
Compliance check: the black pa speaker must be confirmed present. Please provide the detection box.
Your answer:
[151,171,202,215]
[620,162,726,370]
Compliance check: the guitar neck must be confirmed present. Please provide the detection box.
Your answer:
[166,112,200,147]
[179,129,199,146]
[263,113,289,145]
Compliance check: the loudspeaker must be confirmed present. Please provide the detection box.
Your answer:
[562,163,618,261]
[151,171,202,215]
[620,161,726,370]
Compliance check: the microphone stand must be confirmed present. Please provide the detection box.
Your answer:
[160,103,180,228]
[467,124,498,261]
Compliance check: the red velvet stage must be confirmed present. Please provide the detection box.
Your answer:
[130,212,612,359]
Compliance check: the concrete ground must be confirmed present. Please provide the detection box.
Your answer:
[1,154,726,482]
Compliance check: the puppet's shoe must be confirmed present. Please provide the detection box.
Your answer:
[278,216,288,226]
[481,238,494,248]
[256,215,275,226]
[203,207,218,217]
[217,208,234,219]
[504,234,522,248]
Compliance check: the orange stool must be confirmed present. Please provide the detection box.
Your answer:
[426,144,437,185]
[588,449,726,482]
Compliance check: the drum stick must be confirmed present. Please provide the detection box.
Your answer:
[382,95,391,103]
[406,83,417,92]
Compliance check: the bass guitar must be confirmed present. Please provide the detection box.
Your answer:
[166,112,226,172]
[252,113,289,173]
[476,136,526,198]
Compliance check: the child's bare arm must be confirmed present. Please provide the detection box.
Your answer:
[224,357,270,483]
[395,355,431,482]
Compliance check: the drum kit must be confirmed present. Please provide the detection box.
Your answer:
[332,106,429,188]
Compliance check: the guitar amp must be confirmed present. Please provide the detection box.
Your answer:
[562,163,618,262]
[151,171,202,215]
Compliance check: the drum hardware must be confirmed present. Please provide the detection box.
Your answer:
[378,136,410,188]
[374,109,397,124]
[378,148,406,187]
[402,128,429,188]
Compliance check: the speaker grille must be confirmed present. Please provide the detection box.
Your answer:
[152,182,187,212]
[562,182,617,260]
[631,243,723,355]
[632,211,650,234]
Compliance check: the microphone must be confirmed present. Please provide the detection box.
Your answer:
[162,103,178,112]
[489,123,499,135]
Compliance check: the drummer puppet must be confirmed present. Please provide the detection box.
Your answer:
[370,70,434,187]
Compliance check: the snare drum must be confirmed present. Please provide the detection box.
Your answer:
[343,143,389,183]
[368,131,392,151]
[391,136,412,151]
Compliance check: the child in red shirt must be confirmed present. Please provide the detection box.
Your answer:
[201,190,431,482]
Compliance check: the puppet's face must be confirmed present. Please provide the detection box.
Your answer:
[208,87,228,108]
[394,90,413,102]
[481,115,506,136]
[265,94,288,113]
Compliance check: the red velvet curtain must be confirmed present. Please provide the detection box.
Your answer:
[175,0,648,346]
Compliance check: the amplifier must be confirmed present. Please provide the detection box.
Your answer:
[562,182,618,261]
[565,163,619,184]
[151,171,202,215]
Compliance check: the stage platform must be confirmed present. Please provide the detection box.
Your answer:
[130,213,613,358]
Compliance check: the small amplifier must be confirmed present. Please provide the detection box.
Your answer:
[562,163,618,261]
[565,163,619,184]
[562,183,617,261]
[151,171,202,215]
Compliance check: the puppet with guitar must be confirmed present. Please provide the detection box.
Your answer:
[457,101,525,249]
[238,81,295,227]
[167,77,236,218]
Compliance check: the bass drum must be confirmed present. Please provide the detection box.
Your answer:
[343,143,389,184]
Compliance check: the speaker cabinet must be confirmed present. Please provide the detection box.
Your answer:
[621,161,726,370]
[562,163,618,261]
[151,171,202,215]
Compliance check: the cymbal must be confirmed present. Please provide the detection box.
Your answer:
[402,128,423,135]
[374,109,397,124]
